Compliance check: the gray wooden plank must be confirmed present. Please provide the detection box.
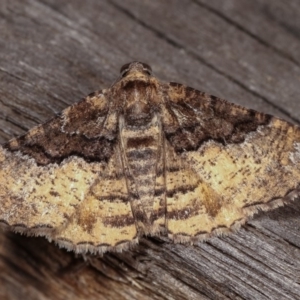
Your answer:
[0,1,300,299]
[197,0,300,66]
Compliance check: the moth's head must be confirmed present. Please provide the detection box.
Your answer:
[116,62,158,126]
[119,61,152,80]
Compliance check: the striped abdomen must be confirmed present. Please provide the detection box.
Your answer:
[119,114,162,229]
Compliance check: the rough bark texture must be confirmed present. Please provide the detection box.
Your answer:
[0,1,300,299]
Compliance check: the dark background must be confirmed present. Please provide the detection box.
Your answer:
[0,1,300,299]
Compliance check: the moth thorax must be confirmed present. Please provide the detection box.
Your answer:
[123,81,155,126]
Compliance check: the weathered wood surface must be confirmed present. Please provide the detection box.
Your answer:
[0,1,300,299]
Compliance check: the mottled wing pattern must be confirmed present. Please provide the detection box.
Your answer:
[5,90,114,165]
[163,83,300,241]
[2,61,300,254]
[54,145,137,254]
[0,91,137,253]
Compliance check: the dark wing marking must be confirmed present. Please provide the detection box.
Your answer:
[4,90,117,165]
[162,82,272,153]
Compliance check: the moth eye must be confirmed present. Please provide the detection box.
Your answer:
[120,63,131,77]
[121,70,129,78]
[142,63,152,75]
[143,68,152,76]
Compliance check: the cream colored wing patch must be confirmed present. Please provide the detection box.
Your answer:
[166,118,300,241]
[0,145,137,254]
[0,148,102,235]
[164,140,225,241]
[53,146,137,254]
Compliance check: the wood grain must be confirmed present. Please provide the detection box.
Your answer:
[0,1,300,299]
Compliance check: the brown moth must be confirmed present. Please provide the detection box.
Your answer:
[0,61,299,254]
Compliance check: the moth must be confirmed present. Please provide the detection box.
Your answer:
[0,61,299,254]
